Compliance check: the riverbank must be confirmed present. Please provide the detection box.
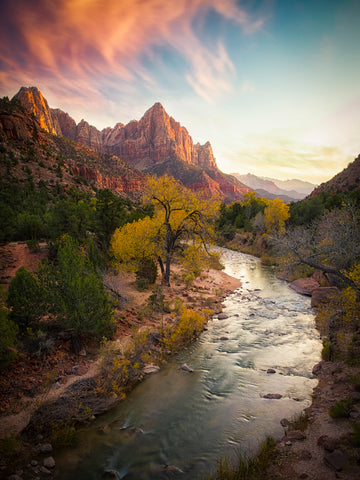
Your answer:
[0,243,241,477]
[266,358,360,480]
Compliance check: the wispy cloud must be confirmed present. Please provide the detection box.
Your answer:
[0,0,264,109]
[223,135,352,183]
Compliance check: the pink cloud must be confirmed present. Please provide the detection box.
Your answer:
[0,0,264,103]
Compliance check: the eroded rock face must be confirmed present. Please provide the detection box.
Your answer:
[0,110,45,143]
[71,164,143,195]
[51,108,77,140]
[14,86,61,135]
[102,103,218,171]
[13,87,252,202]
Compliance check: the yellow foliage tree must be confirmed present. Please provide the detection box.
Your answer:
[111,175,221,285]
[264,198,290,234]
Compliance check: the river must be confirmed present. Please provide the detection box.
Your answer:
[55,248,321,479]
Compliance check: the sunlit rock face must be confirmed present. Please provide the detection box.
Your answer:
[14,87,252,202]
[102,102,218,171]
[14,86,61,135]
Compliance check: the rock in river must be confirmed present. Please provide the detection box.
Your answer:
[263,393,282,399]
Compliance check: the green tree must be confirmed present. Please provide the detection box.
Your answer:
[93,188,127,247]
[0,298,18,368]
[40,235,114,344]
[6,267,43,332]
[111,175,220,285]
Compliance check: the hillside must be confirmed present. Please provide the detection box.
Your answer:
[310,154,360,197]
[0,96,144,198]
[14,86,252,202]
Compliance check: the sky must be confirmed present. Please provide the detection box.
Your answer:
[1,0,360,184]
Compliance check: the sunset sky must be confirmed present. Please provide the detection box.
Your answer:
[1,0,359,184]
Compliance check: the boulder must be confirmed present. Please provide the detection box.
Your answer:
[217,313,228,320]
[311,287,339,307]
[37,443,53,453]
[103,471,121,480]
[181,363,194,373]
[263,393,282,399]
[43,457,55,469]
[317,435,338,452]
[312,361,324,376]
[267,368,276,374]
[280,418,290,427]
[286,430,306,440]
[143,364,160,375]
[289,278,320,296]
[324,450,349,471]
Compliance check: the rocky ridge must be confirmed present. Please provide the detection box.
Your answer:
[14,86,252,202]
[310,154,360,197]
[0,96,144,197]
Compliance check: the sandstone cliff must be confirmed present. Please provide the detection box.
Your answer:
[14,87,61,135]
[0,96,143,197]
[13,86,252,202]
[102,102,218,171]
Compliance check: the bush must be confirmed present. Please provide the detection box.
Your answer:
[0,305,18,368]
[39,235,114,343]
[321,339,331,361]
[136,257,157,286]
[351,424,360,447]
[164,308,207,351]
[6,267,43,331]
[329,398,353,419]
[136,277,149,291]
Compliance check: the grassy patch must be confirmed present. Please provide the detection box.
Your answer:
[321,339,331,361]
[207,436,278,480]
[351,424,360,447]
[329,398,353,419]
[288,411,310,431]
[0,434,24,463]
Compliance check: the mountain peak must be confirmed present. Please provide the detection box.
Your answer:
[12,85,252,201]
[14,86,60,135]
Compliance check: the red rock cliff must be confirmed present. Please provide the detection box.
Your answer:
[14,87,61,135]
[101,102,218,171]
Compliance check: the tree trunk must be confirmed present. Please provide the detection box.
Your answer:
[161,253,171,286]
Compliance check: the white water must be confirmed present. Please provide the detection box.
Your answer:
[55,249,321,479]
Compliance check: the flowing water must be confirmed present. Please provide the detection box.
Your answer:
[55,249,321,479]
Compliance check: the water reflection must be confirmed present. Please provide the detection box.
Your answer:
[55,249,321,480]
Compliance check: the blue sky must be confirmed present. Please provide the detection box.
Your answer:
[1,0,359,183]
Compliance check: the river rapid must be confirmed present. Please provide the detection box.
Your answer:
[55,248,322,480]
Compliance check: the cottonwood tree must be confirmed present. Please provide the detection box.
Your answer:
[264,198,290,234]
[271,204,360,295]
[111,175,220,285]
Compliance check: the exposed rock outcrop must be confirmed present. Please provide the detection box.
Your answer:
[14,87,252,202]
[103,102,218,171]
[14,86,61,135]
[289,278,320,296]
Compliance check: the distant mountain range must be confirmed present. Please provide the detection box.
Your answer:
[4,85,358,206]
[232,173,316,202]
[12,86,252,202]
